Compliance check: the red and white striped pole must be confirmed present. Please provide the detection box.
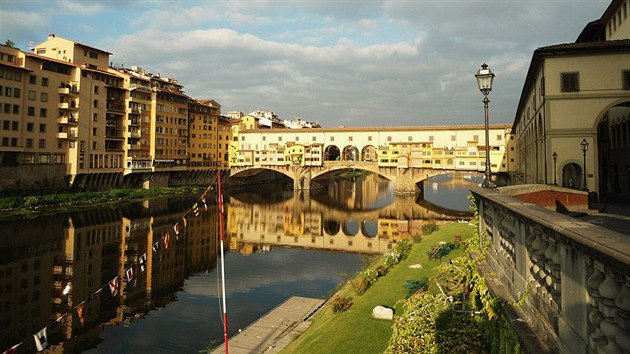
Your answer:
[217,171,229,354]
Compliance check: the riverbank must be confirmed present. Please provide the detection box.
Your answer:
[0,186,203,220]
[280,222,474,354]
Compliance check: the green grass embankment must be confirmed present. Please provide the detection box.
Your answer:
[281,222,474,354]
[0,186,201,219]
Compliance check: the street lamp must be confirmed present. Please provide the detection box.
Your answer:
[581,139,589,191]
[475,63,495,188]
[552,152,558,185]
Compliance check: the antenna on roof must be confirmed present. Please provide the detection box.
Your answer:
[28,41,34,51]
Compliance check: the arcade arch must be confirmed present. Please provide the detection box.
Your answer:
[325,145,340,161]
[361,145,377,162]
[342,146,359,161]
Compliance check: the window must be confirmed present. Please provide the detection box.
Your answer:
[92,127,97,136]
[93,100,98,108]
[27,106,35,116]
[561,72,579,92]
[5,87,11,96]
[93,113,98,121]
[368,136,372,141]
[28,90,36,100]
[92,141,97,149]
[26,138,33,148]
[623,71,630,90]
[497,134,502,141]
[41,77,48,86]
[408,136,412,141]
[13,88,20,98]
[387,136,392,142]
[40,92,48,102]
[312,136,316,142]
[27,123,33,132]
[12,121,18,130]
[39,139,45,148]
[473,135,479,141]
[12,105,19,114]
[348,136,353,142]
[40,108,47,117]
[429,135,434,141]
[94,86,99,94]
[39,124,46,133]
[29,74,36,84]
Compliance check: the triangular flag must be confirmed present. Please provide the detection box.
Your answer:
[139,253,147,272]
[77,302,86,325]
[183,216,188,227]
[164,234,170,249]
[125,267,134,282]
[33,327,48,352]
[192,203,200,217]
[109,277,119,296]
[173,223,179,235]
[153,241,159,254]
[201,194,208,211]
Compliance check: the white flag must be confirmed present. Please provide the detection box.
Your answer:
[126,267,134,282]
[33,327,48,351]
[139,253,147,272]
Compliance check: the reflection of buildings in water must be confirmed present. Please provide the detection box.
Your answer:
[0,196,220,352]
[330,174,386,210]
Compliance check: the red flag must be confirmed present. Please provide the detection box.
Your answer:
[109,277,119,296]
[164,233,170,249]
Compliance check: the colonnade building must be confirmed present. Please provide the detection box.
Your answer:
[513,0,630,201]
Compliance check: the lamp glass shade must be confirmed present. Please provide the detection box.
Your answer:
[475,64,495,94]
[581,139,589,152]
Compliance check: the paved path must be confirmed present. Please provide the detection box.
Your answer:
[211,296,324,354]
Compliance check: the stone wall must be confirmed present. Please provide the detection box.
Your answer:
[472,187,630,354]
[0,165,68,195]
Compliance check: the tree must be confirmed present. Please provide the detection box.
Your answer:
[5,39,14,47]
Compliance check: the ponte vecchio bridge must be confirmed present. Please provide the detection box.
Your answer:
[230,124,514,194]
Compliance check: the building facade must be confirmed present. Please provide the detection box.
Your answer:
[513,0,630,201]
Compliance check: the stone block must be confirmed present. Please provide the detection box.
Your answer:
[372,306,393,320]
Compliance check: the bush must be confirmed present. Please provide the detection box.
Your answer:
[404,277,429,298]
[412,234,423,243]
[383,250,401,269]
[422,221,439,235]
[427,242,459,260]
[353,268,378,295]
[395,239,412,261]
[331,296,353,312]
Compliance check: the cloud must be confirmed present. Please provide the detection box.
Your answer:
[56,0,105,15]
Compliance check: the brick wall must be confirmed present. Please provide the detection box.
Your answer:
[0,165,68,195]
[514,190,588,210]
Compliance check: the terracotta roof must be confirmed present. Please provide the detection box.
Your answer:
[0,61,32,71]
[24,52,76,67]
[241,123,511,133]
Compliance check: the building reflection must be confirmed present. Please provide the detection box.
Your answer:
[226,180,465,255]
[0,195,219,353]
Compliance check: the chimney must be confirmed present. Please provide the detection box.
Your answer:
[48,33,56,39]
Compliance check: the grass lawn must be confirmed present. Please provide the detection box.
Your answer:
[281,222,475,354]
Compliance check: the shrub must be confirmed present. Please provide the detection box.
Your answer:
[383,250,401,269]
[404,277,429,298]
[412,234,423,243]
[331,296,353,312]
[353,268,377,295]
[422,221,439,235]
[395,239,412,261]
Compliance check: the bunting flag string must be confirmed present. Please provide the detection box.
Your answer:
[5,174,220,353]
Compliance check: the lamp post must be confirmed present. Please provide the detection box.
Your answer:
[581,139,589,191]
[475,63,495,188]
[552,152,558,185]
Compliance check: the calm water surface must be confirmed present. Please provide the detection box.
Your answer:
[0,173,479,353]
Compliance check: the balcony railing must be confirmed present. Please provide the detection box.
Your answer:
[57,131,78,139]
[107,103,126,112]
[57,115,78,125]
[129,83,151,92]
[57,101,78,110]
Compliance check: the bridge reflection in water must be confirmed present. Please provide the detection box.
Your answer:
[226,173,475,255]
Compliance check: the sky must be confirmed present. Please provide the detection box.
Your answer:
[0,0,610,127]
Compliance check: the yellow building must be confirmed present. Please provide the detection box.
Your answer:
[188,99,220,168]
[151,76,188,171]
[113,66,153,174]
[217,115,231,168]
[513,0,630,200]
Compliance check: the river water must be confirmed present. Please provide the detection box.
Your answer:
[0,172,481,353]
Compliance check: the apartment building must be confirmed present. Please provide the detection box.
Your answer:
[188,99,220,168]
[0,35,225,193]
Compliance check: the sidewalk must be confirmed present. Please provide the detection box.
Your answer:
[579,201,630,236]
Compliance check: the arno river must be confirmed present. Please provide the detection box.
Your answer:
[0,173,480,353]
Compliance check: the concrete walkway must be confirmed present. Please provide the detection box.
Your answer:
[211,296,324,354]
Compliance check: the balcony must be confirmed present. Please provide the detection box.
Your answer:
[129,83,151,92]
[58,83,79,95]
[107,102,126,113]
[57,130,78,140]
[57,115,78,125]
[57,101,78,110]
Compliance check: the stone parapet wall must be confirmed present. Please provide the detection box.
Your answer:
[472,187,630,354]
[0,165,68,195]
